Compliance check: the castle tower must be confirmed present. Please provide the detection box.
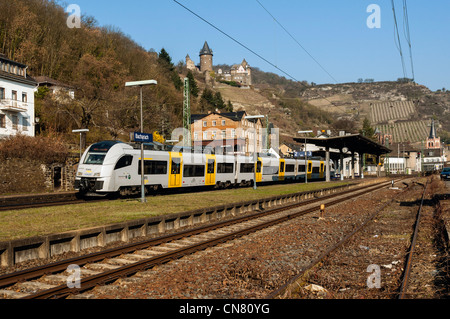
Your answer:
[427,119,441,149]
[185,54,197,72]
[199,41,213,73]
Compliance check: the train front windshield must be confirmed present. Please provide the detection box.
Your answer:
[82,141,123,165]
[84,153,106,165]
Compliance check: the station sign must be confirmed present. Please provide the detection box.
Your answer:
[295,151,312,157]
[133,132,153,143]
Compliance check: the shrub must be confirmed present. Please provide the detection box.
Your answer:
[0,134,69,164]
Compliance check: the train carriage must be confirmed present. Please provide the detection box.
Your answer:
[75,141,335,196]
[215,154,236,188]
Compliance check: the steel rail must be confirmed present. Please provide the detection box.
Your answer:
[0,180,393,290]
[21,180,400,299]
[397,179,429,299]
[267,179,413,299]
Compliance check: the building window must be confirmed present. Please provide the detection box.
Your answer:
[22,116,29,131]
[203,132,208,140]
[0,114,5,128]
[194,132,198,140]
[12,91,17,101]
[222,130,226,138]
[203,121,207,127]
[22,92,27,103]
[0,87,4,99]
[231,129,236,138]
[212,120,217,127]
[12,115,18,130]
[222,120,226,126]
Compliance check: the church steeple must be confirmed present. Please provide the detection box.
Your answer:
[429,119,437,139]
[427,119,441,149]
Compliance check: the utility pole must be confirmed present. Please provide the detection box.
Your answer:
[266,115,270,150]
[183,77,191,148]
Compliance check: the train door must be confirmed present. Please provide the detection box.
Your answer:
[256,157,262,183]
[169,152,182,188]
[205,154,216,186]
[320,162,325,179]
[307,161,313,180]
[279,159,285,181]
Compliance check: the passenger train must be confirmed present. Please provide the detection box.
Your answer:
[74,141,335,196]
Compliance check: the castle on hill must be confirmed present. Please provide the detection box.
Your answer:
[186,41,252,87]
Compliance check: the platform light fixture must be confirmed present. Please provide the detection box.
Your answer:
[245,115,265,190]
[125,80,158,203]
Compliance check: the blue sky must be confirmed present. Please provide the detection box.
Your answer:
[63,0,449,91]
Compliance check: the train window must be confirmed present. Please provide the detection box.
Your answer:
[240,163,254,173]
[313,167,320,173]
[217,163,234,174]
[256,161,262,173]
[279,162,285,173]
[114,155,133,170]
[84,153,106,165]
[171,158,181,175]
[183,165,205,177]
[320,163,324,172]
[308,163,312,172]
[138,160,168,175]
[285,164,295,172]
[207,159,215,174]
[298,165,306,173]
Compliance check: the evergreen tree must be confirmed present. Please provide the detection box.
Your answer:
[360,118,375,139]
[158,48,173,69]
[186,70,199,97]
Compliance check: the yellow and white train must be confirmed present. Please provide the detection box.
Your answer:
[75,141,335,196]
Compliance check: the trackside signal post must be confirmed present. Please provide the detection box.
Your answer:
[125,80,158,203]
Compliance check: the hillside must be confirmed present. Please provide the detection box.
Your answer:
[1,0,449,149]
[0,0,185,146]
[298,81,450,145]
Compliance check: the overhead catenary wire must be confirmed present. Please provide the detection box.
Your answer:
[173,0,299,84]
[391,0,408,79]
[402,0,415,81]
[173,0,346,113]
[255,0,338,84]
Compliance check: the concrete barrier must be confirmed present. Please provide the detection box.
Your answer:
[0,184,354,267]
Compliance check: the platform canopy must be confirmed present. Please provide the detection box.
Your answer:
[293,134,391,157]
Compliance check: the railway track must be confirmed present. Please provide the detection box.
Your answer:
[267,177,430,299]
[398,180,429,299]
[0,179,403,299]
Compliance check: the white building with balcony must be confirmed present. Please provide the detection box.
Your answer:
[0,56,37,138]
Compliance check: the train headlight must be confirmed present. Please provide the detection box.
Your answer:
[94,173,100,177]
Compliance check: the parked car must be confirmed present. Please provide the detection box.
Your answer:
[440,167,450,180]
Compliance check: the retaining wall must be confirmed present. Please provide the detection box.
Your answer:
[0,184,354,267]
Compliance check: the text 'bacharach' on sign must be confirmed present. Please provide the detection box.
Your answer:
[133,132,153,143]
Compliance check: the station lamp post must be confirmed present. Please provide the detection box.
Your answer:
[298,130,313,184]
[72,128,89,160]
[244,115,265,190]
[125,80,158,203]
